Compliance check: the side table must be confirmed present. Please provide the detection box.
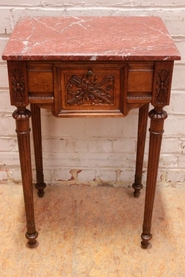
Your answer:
[2,16,180,248]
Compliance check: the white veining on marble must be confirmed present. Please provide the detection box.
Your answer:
[34,16,89,34]
[90,56,97,61]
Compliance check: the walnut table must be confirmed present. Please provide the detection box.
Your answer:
[2,16,180,248]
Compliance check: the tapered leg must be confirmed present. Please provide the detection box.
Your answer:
[13,107,38,247]
[31,104,46,198]
[132,103,149,197]
[141,107,167,249]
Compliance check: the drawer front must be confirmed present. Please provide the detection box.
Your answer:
[24,61,155,116]
[54,62,127,116]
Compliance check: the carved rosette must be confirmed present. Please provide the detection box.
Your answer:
[66,72,115,106]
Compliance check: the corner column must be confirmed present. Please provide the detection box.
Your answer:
[141,61,174,248]
[13,107,38,247]
[8,61,38,247]
[141,107,167,248]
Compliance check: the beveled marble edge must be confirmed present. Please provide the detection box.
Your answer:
[2,53,181,61]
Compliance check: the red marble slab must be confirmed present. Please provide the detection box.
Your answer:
[2,16,181,61]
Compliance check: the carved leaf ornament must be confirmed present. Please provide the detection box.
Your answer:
[66,72,115,106]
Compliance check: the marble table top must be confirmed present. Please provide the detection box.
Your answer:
[2,16,181,61]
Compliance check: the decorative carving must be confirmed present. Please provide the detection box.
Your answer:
[127,94,151,101]
[154,69,170,106]
[66,72,115,106]
[12,108,31,121]
[149,108,167,120]
[11,69,25,105]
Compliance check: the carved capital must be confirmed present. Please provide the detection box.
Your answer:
[148,108,167,135]
[13,108,31,121]
[149,108,167,120]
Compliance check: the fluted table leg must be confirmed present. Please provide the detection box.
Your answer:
[31,104,46,198]
[141,107,167,248]
[13,107,38,247]
[132,103,149,198]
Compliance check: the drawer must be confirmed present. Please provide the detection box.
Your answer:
[25,61,155,116]
[54,62,128,117]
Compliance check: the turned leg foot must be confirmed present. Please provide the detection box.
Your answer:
[35,182,46,198]
[26,231,39,248]
[132,176,143,198]
[132,186,143,198]
[141,233,152,249]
